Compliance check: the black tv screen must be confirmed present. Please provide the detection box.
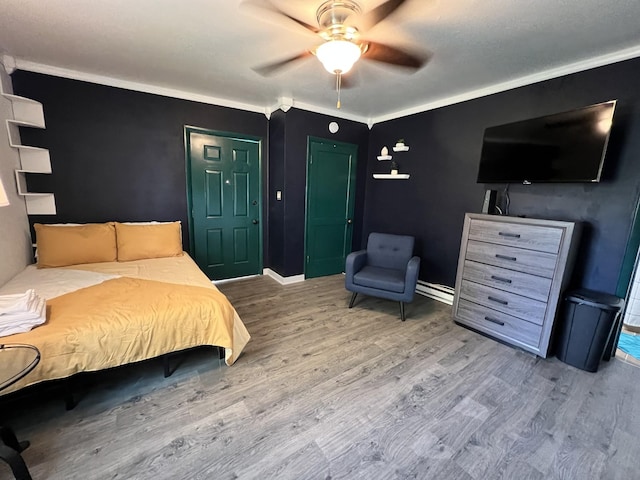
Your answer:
[476,101,617,184]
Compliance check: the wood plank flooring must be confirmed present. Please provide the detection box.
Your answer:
[2,274,640,479]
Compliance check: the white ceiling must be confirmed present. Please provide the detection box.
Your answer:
[1,0,640,125]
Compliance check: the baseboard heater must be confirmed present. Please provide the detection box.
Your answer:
[261,270,454,305]
[415,281,455,306]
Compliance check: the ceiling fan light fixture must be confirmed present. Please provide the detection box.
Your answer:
[317,1,361,30]
[316,40,361,74]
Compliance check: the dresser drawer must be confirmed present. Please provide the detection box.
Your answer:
[462,260,552,302]
[459,279,547,325]
[466,240,558,278]
[469,219,563,254]
[455,299,542,350]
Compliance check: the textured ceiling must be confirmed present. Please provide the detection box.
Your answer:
[1,0,640,124]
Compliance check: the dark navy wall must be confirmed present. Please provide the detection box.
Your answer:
[15,59,640,290]
[269,108,370,277]
[268,110,286,274]
[366,57,640,294]
[12,71,268,251]
[11,71,369,277]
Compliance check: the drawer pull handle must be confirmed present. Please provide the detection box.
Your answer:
[484,316,505,326]
[488,296,508,305]
[495,254,517,262]
[499,232,521,238]
[490,275,512,284]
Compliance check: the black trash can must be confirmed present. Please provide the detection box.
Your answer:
[555,289,625,372]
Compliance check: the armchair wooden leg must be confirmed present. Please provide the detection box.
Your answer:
[400,302,406,321]
[348,292,358,308]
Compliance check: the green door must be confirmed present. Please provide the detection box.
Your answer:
[186,128,262,280]
[305,137,358,279]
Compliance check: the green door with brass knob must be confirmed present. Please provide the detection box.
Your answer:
[186,127,262,280]
[305,137,358,279]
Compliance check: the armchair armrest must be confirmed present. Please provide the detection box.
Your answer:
[345,250,367,291]
[345,250,367,277]
[405,256,421,293]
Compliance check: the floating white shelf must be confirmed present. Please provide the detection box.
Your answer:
[2,93,45,128]
[377,155,392,161]
[9,146,51,171]
[6,121,44,147]
[14,170,56,214]
[373,173,410,179]
[2,87,56,214]
[393,145,409,152]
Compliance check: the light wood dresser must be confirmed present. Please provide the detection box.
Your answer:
[453,213,581,357]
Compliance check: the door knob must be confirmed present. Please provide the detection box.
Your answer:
[252,219,259,224]
[347,219,353,224]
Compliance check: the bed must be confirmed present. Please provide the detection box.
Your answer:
[0,221,251,397]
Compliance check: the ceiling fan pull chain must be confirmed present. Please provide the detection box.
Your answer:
[336,72,342,109]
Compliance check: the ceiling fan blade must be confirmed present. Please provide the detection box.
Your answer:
[240,0,319,33]
[253,51,313,76]
[359,0,407,31]
[362,41,429,70]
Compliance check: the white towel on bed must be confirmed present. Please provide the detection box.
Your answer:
[0,289,47,337]
[0,289,39,314]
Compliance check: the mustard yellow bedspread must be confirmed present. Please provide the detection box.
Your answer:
[1,276,242,395]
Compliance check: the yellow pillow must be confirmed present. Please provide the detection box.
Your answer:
[115,222,183,262]
[35,222,117,268]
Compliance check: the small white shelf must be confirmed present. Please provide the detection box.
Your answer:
[373,173,410,179]
[14,170,56,214]
[2,94,45,128]
[6,122,44,148]
[377,155,392,161]
[393,145,409,152]
[2,86,56,214]
[10,147,51,172]
[23,194,56,215]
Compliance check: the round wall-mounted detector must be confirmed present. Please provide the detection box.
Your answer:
[328,121,339,134]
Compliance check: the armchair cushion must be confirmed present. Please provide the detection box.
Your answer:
[353,266,406,293]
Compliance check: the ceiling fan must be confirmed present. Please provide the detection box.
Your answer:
[244,0,429,108]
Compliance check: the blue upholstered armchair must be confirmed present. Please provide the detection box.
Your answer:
[345,232,421,321]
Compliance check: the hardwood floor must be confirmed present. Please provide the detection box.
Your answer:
[2,274,639,479]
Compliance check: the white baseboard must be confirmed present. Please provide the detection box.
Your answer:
[223,270,453,306]
[263,268,305,285]
[416,281,455,306]
[213,274,260,285]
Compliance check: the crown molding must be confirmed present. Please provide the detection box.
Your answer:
[13,59,269,115]
[11,43,640,128]
[1,54,16,74]
[290,99,369,124]
[370,43,640,125]
[266,96,369,125]
[13,58,372,125]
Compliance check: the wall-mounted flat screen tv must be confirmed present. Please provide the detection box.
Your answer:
[476,100,617,184]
